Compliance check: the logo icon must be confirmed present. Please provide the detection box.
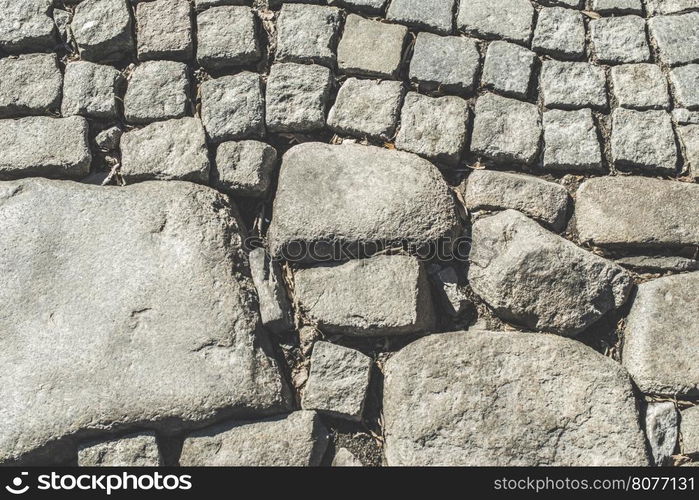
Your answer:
[5,472,29,495]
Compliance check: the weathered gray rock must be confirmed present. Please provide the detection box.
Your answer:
[593,0,643,14]
[395,92,469,166]
[78,432,162,467]
[302,341,372,421]
[576,177,699,248]
[214,140,276,197]
[409,33,479,94]
[645,402,678,466]
[590,15,650,65]
[53,8,71,46]
[611,64,670,110]
[337,14,407,79]
[648,13,699,67]
[616,255,699,273]
[611,109,677,173]
[469,210,633,336]
[180,411,328,466]
[120,118,210,183]
[457,0,534,44]
[248,248,294,335]
[463,170,570,231]
[532,7,585,60]
[327,78,403,140]
[674,108,699,125]
[647,0,699,15]
[384,330,649,466]
[386,0,454,34]
[268,143,459,261]
[0,179,289,464]
[276,3,342,66]
[332,447,363,466]
[61,61,122,120]
[670,64,699,111]
[196,6,260,70]
[265,63,333,133]
[681,405,699,455]
[623,273,699,397]
[543,108,603,172]
[94,126,123,152]
[0,0,55,53]
[471,93,541,164]
[71,0,134,62]
[124,61,190,125]
[201,72,264,143]
[136,0,193,61]
[678,124,699,180]
[0,54,62,118]
[481,41,536,99]
[541,61,607,110]
[0,116,91,180]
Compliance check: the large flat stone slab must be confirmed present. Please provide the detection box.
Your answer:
[384,330,649,466]
[0,179,289,464]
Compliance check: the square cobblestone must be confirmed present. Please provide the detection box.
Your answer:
[482,41,536,99]
[386,0,455,35]
[136,0,193,62]
[457,0,534,44]
[541,61,607,110]
[532,7,585,60]
[612,64,669,110]
[0,54,62,119]
[0,0,56,54]
[591,16,650,65]
[409,33,480,94]
[196,6,260,71]
[543,108,603,172]
[61,61,123,120]
[612,109,677,173]
[214,140,278,197]
[648,13,699,67]
[71,0,135,63]
[276,4,343,66]
[670,65,699,111]
[124,61,190,125]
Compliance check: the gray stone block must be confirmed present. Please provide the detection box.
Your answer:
[611,109,677,173]
[456,0,534,44]
[0,0,56,54]
[670,64,699,111]
[0,54,62,118]
[214,140,277,197]
[276,3,342,66]
[136,0,193,62]
[541,61,607,110]
[532,7,585,60]
[196,6,260,70]
[53,9,71,46]
[481,41,536,99]
[61,61,122,120]
[681,406,699,455]
[78,432,162,467]
[674,108,699,125]
[647,0,699,15]
[590,15,650,65]
[248,247,294,335]
[611,64,670,110]
[543,108,603,172]
[616,255,699,274]
[648,13,699,67]
[409,32,480,94]
[678,124,699,180]
[124,61,190,125]
[592,0,643,14]
[71,0,135,63]
[645,403,678,466]
[94,126,123,152]
[386,0,455,35]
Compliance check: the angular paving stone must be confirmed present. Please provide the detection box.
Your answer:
[469,210,632,336]
[94,126,123,152]
[648,13,699,67]
[327,78,403,140]
[248,247,294,335]
[78,432,162,467]
[645,402,678,466]
[214,140,277,197]
[71,0,135,63]
[590,16,650,65]
[0,179,289,464]
[678,124,699,180]
[302,341,372,421]
[647,0,699,15]
[276,4,342,66]
[577,177,699,248]
[328,0,387,13]
[670,65,699,111]
[623,273,699,397]
[543,108,603,172]
[136,0,193,62]
[0,0,56,54]
[0,54,62,118]
[481,41,536,99]
[592,0,643,14]
[463,170,570,231]
[611,109,677,173]
[395,92,469,166]
[268,143,459,261]
[332,447,363,466]
[0,116,91,180]
[681,406,699,455]
[294,255,435,337]
[61,61,122,120]
[265,63,333,133]
[120,118,210,183]
[541,61,607,110]
[457,0,534,44]
[384,330,649,466]
[124,61,190,125]
[532,7,585,60]
[471,93,541,165]
[196,6,260,70]
[180,411,328,466]
[409,33,479,94]
[201,72,264,143]
[386,0,455,35]
[337,14,407,79]
[611,64,670,110]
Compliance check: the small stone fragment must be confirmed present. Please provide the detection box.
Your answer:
[276,3,342,66]
[78,432,162,467]
[409,32,480,94]
[196,6,260,70]
[94,126,123,152]
[124,61,190,125]
[670,65,699,111]
[678,124,699,180]
[590,15,650,64]
[214,140,277,197]
[53,9,71,46]
[248,247,294,334]
[611,109,677,173]
[71,0,135,63]
[645,402,679,466]
[0,54,62,118]
[541,60,607,110]
[332,447,363,467]
[543,108,603,172]
[481,41,536,99]
[386,0,455,35]
[532,7,585,60]
[611,64,670,110]
[428,265,473,318]
[0,0,56,54]
[61,61,122,120]
[456,0,534,44]
[648,13,699,67]
[681,406,699,455]
[136,0,193,61]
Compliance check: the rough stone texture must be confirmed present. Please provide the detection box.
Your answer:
[541,61,607,110]
[0,54,62,118]
[590,16,650,65]
[616,255,699,273]
[611,64,670,110]
[468,210,633,336]
[386,0,454,35]
[94,126,122,152]
[248,248,294,335]
[678,124,699,180]
[120,118,210,183]
[384,330,649,466]
[481,41,536,99]
[196,0,253,8]
[180,411,328,466]
[332,447,362,466]
[302,341,372,420]
[328,0,386,13]
[136,0,193,62]
[576,177,699,248]
[648,13,699,67]
[294,255,435,337]
[543,108,604,172]
[593,0,643,14]
[645,402,678,466]
[457,0,534,44]
[196,6,260,70]
[471,93,541,165]
[674,108,699,125]
[337,14,407,79]
[276,4,342,66]
[623,273,699,397]
[61,61,122,120]
[214,140,277,197]
[611,109,677,173]
[200,73,264,143]
[78,432,162,467]
[681,406,699,455]
[327,78,403,140]
[395,92,469,166]
[463,170,570,231]
[409,33,480,94]
[124,61,189,125]
[54,9,71,46]
[266,63,333,134]
[647,0,699,15]
[268,143,459,261]
[0,179,289,464]
[0,0,55,54]
[670,65,699,111]
[71,0,135,63]
[0,116,91,180]
[532,7,585,60]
